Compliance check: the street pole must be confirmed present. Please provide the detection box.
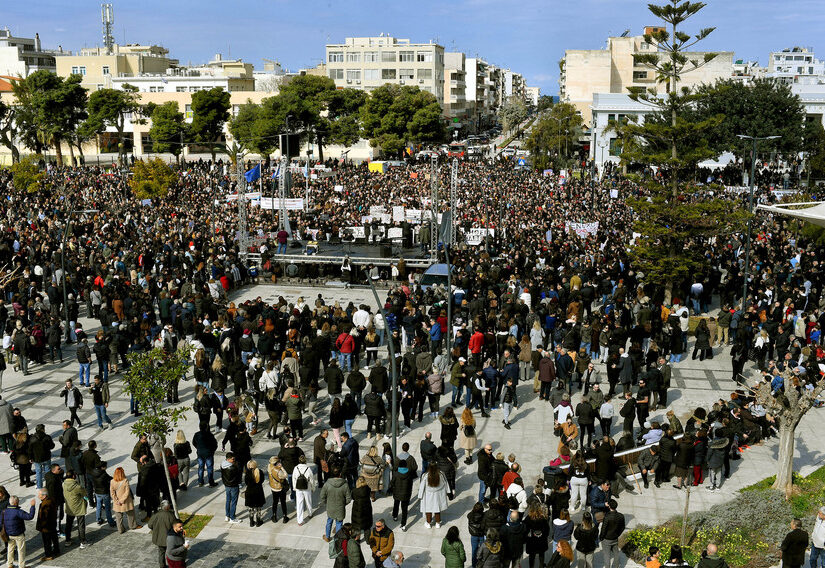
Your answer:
[737,133,780,309]
[367,279,398,460]
[445,245,452,361]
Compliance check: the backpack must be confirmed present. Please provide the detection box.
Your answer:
[295,468,309,490]
[463,424,476,437]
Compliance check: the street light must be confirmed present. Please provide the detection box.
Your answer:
[61,206,99,341]
[736,133,781,309]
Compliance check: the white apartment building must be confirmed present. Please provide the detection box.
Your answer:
[0,28,58,77]
[589,93,654,169]
[444,52,468,125]
[465,58,498,130]
[325,36,444,103]
[768,47,825,85]
[525,86,540,107]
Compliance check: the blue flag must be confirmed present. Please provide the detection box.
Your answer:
[271,164,280,179]
[244,164,261,183]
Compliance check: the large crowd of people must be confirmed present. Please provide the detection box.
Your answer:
[0,155,823,568]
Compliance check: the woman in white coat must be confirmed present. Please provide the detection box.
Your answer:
[418,464,449,529]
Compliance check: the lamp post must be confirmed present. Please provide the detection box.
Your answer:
[736,134,780,309]
[367,279,398,460]
[306,145,313,209]
[61,205,99,341]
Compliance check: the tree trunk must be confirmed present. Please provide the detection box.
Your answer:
[54,137,64,167]
[159,441,180,517]
[664,280,673,306]
[316,133,324,163]
[68,143,76,167]
[773,418,798,497]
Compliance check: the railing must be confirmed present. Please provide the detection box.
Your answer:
[245,253,434,269]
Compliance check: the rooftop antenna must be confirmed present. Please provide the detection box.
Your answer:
[620,29,630,37]
[101,3,114,55]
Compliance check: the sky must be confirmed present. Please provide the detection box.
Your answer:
[6,0,825,95]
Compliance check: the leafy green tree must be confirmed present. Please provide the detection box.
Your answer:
[361,84,446,157]
[692,79,804,162]
[229,100,280,158]
[123,346,191,516]
[324,88,368,153]
[85,85,142,166]
[11,71,88,167]
[624,0,719,196]
[0,100,20,163]
[804,118,825,182]
[621,0,748,302]
[130,157,177,199]
[525,102,583,170]
[9,155,45,192]
[149,102,187,163]
[497,96,528,135]
[537,95,554,112]
[189,87,231,162]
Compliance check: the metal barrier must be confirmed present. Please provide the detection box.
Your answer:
[245,253,433,269]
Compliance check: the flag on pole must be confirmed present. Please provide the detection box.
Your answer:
[271,164,281,179]
[244,164,261,183]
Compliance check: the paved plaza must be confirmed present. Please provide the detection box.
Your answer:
[2,283,823,568]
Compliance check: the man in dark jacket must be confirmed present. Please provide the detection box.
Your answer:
[324,359,345,403]
[346,369,367,412]
[29,423,55,489]
[499,511,526,568]
[2,495,36,567]
[696,543,730,568]
[148,500,176,568]
[391,459,415,530]
[599,499,626,568]
[619,392,636,435]
[81,440,103,506]
[36,488,60,560]
[364,388,386,439]
[92,461,116,526]
[420,432,437,474]
[477,444,493,504]
[780,519,809,568]
[575,396,596,448]
[193,423,218,487]
[220,452,242,523]
[314,429,330,488]
[44,463,65,534]
[340,433,360,489]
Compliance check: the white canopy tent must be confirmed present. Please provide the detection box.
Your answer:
[757,202,825,228]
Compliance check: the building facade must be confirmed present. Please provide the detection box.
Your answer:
[325,36,445,103]
[768,47,825,85]
[54,43,176,91]
[443,52,468,125]
[0,28,58,77]
[560,28,734,126]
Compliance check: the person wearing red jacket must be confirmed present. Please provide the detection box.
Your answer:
[336,332,355,372]
[468,330,485,369]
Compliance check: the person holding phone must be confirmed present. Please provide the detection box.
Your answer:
[165,518,190,568]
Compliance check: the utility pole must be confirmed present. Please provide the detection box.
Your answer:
[450,158,458,247]
[430,154,439,263]
[236,155,249,263]
[278,156,288,232]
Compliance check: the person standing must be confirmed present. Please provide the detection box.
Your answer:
[599,499,626,568]
[36,488,60,561]
[89,375,113,430]
[76,339,92,386]
[418,465,449,529]
[267,457,289,523]
[781,519,810,568]
[390,458,414,532]
[62,470,88,549]
[573,512,599,568]
[368,518,395,568]
[320,468,352,542]
[441,525,467,568]
[59,380,83,428]
[165,518,191,568]
[244,460,266,527]
[148,500,176,568]
[501,377,518,429]
[111,466,141,533]
[28,423,54,489]
[500,510,527,568]
[2,495,36,568]
[524,500,550,568]
[221,452,242,524]
[695,544,729,568]
[173,431,192,491]
[292,455,315,526]
[459,408,478,465]
[810,506,825,568]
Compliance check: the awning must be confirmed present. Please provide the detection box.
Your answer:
[757,201,825,228]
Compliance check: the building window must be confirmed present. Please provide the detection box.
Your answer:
[79,66,86,75]
[381,51,396,62]
[329,69,344,79]
[633,71,648,80]
[774,55,780,61]
[364,51,378,62]
[798,67,804,74]
[417,51,433,63]
[810,67,815,74]
[609,138,621,156]
[346,69,361,81]
[102,65,110,75]
[346,52,361,62]
[189,87,200,92]
[399,51,414,62]
[364,69,379,80]
[328,51,343,63]
[382,68,396,80]
[417,68,432,80]
[176,86,186,92]
[71,66,79,75]
[149,86,159,92]
[399,69,414,80]
[184,104,193,120]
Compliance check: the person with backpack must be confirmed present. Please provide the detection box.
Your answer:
[331,523,366,568]
[292,455,315,525]
[59,379,83,428]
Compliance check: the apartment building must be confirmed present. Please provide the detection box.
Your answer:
[768,47,825,85]
[443,52,468,124]
[325,36,444,103]
[54,43,176,91]
[525,86,541,107]
[0,27,58,77]
[465,58,498,130]
[560,27,734,126]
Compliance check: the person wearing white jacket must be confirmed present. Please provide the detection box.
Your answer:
[811,506,825,568]
[505,478,528,514]
[291,456,316,526]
